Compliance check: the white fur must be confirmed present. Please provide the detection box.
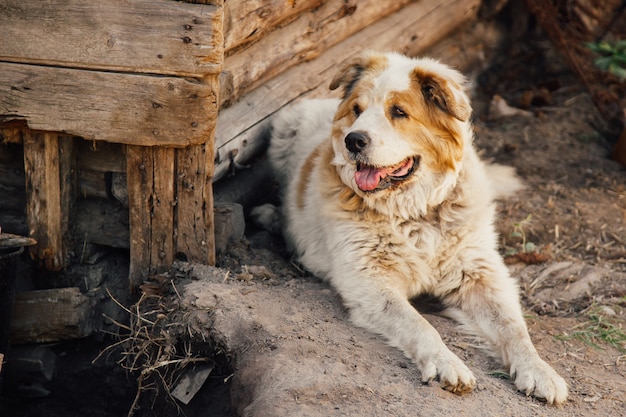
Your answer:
[259,52,567,404]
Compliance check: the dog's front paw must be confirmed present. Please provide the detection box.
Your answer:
[511,359,568,404]
[420,351,476,395]
[249,203,282,234]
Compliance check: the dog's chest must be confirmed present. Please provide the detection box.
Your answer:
[391,218,450,257]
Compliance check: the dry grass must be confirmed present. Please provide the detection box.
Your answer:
[94,283,211,416]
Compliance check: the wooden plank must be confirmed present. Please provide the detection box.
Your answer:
[58,136,76,256]
[22,132,70,271]
[175,143,216,266]
[126,146,177,289]
[10,288,95,344]
[0,233,36,249]
[127,146,154,288]
[221,0,415,107]
[0,62,219,147]
[149,147,176,274]
[0,0,223,77]
[224,0,323,53]
[214,0,480,180]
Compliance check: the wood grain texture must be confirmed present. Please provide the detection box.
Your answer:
[220,0,415,107]
[149,147,176,275]
[214,0,480,180]
[0,0,223,77]
[223,0,323,53]
[127,146,155,288]
[1,63,219,147]
[175,143,216,266]
[22,132,71,271]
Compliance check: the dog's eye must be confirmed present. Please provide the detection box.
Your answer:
[391,105,408,119]
[353,104,362,117]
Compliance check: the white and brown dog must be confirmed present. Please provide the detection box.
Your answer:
[253,51,568,403]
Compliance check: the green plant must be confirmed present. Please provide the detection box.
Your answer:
[505,214,536,255]
[586,40,626,80]
[557,307,626,353]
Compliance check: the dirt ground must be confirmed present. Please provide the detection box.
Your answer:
[196,17,626,416]
[3,11,626,417]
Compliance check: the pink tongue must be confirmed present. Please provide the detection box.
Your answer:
[354,167,386,191]
[354,159,412,191]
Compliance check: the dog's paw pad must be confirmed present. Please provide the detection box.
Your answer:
[512,360,568,404]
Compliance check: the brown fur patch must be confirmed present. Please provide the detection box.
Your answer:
[411,69,471,122]
[387,87,465,172]
[296,145,322,210]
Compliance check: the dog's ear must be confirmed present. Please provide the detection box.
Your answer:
[329,57,367,99]
[329,52,386,99]
[418,73,471,122]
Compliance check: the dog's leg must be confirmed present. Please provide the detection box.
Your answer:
[337,280,476,394]
[444,265,568,404]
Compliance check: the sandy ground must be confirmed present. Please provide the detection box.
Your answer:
[183,19,626,416]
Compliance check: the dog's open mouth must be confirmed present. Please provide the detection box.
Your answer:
[354,157,418,192]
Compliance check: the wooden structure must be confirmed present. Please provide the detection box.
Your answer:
[1,0,223,288]
[0,0,480,291]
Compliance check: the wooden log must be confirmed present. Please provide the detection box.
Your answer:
[1,63,219,147]
[10,288,95,344]
[22,132,74,271]
[223,0,324,54]
[175,143,216,266]
[214,0,480,180]
[220,0,415,107]
[0,0,223,77]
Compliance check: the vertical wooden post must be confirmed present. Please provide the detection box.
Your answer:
[126,146,176,289]
[22,131,73,271]
[175,142,216,266]
[126,142,216,290]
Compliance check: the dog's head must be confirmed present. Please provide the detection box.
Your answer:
[328,51,472,198]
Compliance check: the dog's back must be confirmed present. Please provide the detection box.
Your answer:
[268,99,339,193]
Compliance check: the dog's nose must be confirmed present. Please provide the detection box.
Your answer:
[345,131,370,154]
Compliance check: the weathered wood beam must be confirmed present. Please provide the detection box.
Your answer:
[10,288,95,344]
[214,0,481,180]
[1,63,219,147]
[127,146,175,288]
[126,141,217,288]
[175,143,216,266]
[22,132,75,271]
[224,0,325,53]
[0,0,223,77]
[220,0,415,107]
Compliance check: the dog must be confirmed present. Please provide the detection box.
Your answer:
[252,51,568,404]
